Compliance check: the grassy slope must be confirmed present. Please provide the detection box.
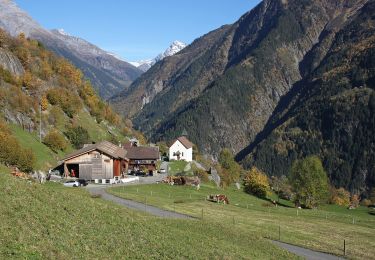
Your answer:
[109,183,375,259]
[0,171,297,259]
[168,160,190,175]
[8,108,126,171]
[9,124,65,170]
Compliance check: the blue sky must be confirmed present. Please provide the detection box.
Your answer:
[15,1,260,61]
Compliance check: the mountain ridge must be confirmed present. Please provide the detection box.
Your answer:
[0,0,142,99]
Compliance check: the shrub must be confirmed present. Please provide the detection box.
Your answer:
[194,168,209,183]
[329,187,350,206]
[43,130,67,152]
[270,175,293,200]
[0,121,35,172]
[244,167,270,198]
[350,194,360,208]
[65,126,90,149]
[361,199,372,207]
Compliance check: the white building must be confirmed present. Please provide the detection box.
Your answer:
[169,136,193,162]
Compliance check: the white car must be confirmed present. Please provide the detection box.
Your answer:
[63,180,80,187]
[159,168,166,173]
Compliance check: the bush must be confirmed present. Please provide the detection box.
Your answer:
[270,175,293,200]
[194,168,209,183]
[243,167,270,198]
[0,121,35,172]
[43,130,67,152]
[361,199,372,207]
[329,187,350,206]
[65,126,90,149]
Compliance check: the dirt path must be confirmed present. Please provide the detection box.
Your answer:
[272,240,345,260]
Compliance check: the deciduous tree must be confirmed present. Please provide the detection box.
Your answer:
[290,156,329,208]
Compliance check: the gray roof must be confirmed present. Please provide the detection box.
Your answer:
[62,141,128,161]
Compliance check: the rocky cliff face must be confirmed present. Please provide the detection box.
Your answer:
[0,0,142,99]
[0,48,24,75]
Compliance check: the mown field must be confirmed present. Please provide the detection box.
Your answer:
[0,170,298,259]
[108,183,375,259]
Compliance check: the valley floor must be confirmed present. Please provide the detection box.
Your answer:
[108,183,375,259]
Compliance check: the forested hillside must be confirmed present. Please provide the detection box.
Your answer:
[0,29,138,171]
[240,0,375,196]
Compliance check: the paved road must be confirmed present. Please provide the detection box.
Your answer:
[85,176,344,259]
[272,240,345,260]
[160,161,169,174]
[86,176,193,219]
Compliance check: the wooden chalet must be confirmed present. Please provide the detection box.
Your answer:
[61,141,129,180]
[123,142,160,174]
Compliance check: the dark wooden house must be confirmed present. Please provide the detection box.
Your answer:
[61,141,128,180]
[124,142,159,174]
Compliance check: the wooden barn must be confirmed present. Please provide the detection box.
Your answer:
[61,141,129,180]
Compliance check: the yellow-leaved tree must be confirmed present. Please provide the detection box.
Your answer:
[40,95,48,111]
[244,166,270,198]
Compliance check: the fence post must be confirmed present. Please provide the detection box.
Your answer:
[279,225,281,241]
[344,239,346,256]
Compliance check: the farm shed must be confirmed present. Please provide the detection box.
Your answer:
[60,141,128,180]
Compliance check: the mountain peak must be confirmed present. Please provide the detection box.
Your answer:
[157,40,186,61]
[131,40,187,72]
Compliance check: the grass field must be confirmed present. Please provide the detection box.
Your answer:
[9,124,67,170]
[0,170,298,259]
[168,160,191,175]
[109,183,375,259]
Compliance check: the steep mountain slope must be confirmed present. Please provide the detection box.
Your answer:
[0,28,132,170]
[0,0,142,99]
[112,0,365,155]
[239,0,375,195]
[110,25,233,118]
[130,40,187,72]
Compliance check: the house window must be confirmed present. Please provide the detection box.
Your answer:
[182,152,184,156]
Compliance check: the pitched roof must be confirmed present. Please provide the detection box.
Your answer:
[126,146,159,160]
[175,136,194,149]
[62,141,127,161]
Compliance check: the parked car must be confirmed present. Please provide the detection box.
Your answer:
[77,179,88,186]
[159,168,166,173]
[63,180,80,187]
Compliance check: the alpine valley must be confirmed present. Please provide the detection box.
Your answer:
[111,0,375,194]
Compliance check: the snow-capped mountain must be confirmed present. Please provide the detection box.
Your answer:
[0,0,142,99]
[155,40,187,62]
[131,41,187,72]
